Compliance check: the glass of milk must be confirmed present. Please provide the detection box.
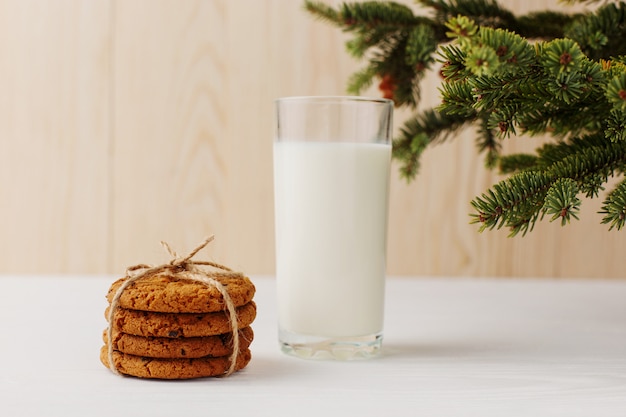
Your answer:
[273,96,393,360]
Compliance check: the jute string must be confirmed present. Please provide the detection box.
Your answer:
[106,235,243,377]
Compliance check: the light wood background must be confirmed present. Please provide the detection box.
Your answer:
[0,0,624,278]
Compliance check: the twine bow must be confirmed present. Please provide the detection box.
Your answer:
[106,235,243,377]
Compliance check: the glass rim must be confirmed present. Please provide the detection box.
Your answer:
[275,95,393,105]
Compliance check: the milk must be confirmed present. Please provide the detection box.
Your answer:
[274,141,391,338]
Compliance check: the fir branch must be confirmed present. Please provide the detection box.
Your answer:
[471,135,626,235]
[543,178,581,226]
[565,2,626,60]
[606,109,626,142]
[421,0,578,39]
[304,0,421,28]
[600,178,626,230]
[475,115,500,169]
[393,109,472,179]
[306,0,626,233]
[339,1,419,27]
[303,1,340,25]
[438,44,473,82]
[547,139,626,198]
[405,24,437,67]
[606,72,626,113]
[346,65,379,94]
[419,0,517,29]
[515,11,580,39]
[535,135,609,170]
[377,31,421,106]
[487,102,519,137]
[438,78,477,116]
[498,153,539,174]
[470,170,551,236]
[440,26,611,139]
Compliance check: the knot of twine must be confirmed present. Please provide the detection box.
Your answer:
[106,235,243,377]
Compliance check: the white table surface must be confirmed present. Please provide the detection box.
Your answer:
[1,275,626,417]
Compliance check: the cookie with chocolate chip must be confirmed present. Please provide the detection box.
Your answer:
[106,273,255,313]
[102,264,256,379]
[100,345,252,379]
[104,326,254,359]
[106,301,256,338]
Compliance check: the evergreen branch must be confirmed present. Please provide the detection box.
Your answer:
[377,30,421,106]
[543,178,581,225]
[515,11,581,39]
[600,178,626,230]
[547,138,626,198]
[346,64,379,94]
[475,115,500,169]
[419,0,517,28]
[303,1,341,25]
[405,24,437,67]
[421,0,578,39]
[487,103,520,138]
[304,0,422,28]
[565,2,626,60]
[498,153,539,174]
[470,171,550,236]
[306,0,583,109]
[606,72,626,113]
[606,109,626,142]
[471,135,626,235]
[339,1,420,27]
[535,134,609,170]
[438,78,477,116]
[393,109,473,179]
[439,44,471,81]
[440,26,611,139]
[306,0,626,234]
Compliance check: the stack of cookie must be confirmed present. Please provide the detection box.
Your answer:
[100,273,256,379]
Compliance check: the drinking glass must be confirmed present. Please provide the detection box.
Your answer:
[273,96,393,360]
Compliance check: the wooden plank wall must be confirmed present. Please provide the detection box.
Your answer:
[0,0,624,278]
